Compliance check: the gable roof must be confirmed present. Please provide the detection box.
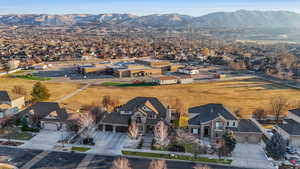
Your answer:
[0,91,23,102]
[119,97,167,118]
[19,102,68,121]
[188,104,237,125]
[289,108,300,117]
[237,119,262,133]
[277,119,300,136]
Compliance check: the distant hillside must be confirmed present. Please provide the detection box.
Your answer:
[1,10,300,28]
[194,10,300,28]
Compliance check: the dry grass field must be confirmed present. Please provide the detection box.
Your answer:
[62,78,300,116]
[0,76,82,101]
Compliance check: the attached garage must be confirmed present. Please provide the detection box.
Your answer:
[116,126,128,133]
[41,121,60,131]
[105,125,113,132]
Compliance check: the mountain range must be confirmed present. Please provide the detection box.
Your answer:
[1,10,300,28]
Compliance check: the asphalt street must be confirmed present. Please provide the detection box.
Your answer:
[0,147,253,169]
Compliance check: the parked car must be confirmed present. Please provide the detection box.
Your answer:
[287,147,297,155]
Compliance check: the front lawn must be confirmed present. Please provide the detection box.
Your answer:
[71,147,91,152]
[14,75,51,81]
[122,150,232,165]
[0,128,34,140]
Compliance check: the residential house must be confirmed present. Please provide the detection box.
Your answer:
[153,76,178,85]
[99,97,172,134]
[0,91,25,109]
[0,91,25,126]
[188,104,262,144]
[19,102,69,131]
[275,108,300,147]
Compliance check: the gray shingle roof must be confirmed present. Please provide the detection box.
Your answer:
[289,108,300,117]
[0,91,23,102]
[119,97,167,118]
[188,104,237,125]
[102,97,167,125]
[19,102,68,121]
[277,119,300,135]
[237,119,262,133]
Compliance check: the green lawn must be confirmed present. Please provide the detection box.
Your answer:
[122,150,232,165]
[14,75,51,81]
[0,129,34,141]
[102,82,157,87]
[71,147,91,152]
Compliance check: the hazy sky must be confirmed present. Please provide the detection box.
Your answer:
[1,0,300,16]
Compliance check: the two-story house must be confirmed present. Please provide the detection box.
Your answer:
[188,104,262,144]
[99,97,172,134]
[275,108,300,147]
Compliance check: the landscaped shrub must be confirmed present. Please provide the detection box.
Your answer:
[167,144,185,152]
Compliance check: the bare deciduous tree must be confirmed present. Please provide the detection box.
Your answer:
[153,121,170,148]
[111,157,132,169]
[148,160,167,169]
[11,85,27,96]
[79,113,96,140]
[128,122,139,140]
[270,96,288,124]
[102,95,120,112]
[253,108,267,121]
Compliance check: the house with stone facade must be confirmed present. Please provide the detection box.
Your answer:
[99,97,172,134]
[188,104,262,144]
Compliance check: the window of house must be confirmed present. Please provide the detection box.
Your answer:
[227,122,230,126]
[192,128,199,134]
[232,122,236,127]
[216,133,218,137]
[215,121,223,130]
[136,116,142,123]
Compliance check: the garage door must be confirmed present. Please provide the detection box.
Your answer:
[105,125,113,132]
[43,123,58,130]
[116,126,128,133]
[247,134,260,144]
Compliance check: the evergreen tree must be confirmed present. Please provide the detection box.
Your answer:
[222,131,237,155]
[31,82,50,103]
[266,133,286,160]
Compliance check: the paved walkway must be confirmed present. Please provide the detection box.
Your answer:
[231,144,275,169]
[56,83,90,102]
[76,154,94,169]
[20,151,49,169]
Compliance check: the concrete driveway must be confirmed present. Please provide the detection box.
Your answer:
[89,132,129,155]
[20,130,66,150]
[232,144,275,169]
